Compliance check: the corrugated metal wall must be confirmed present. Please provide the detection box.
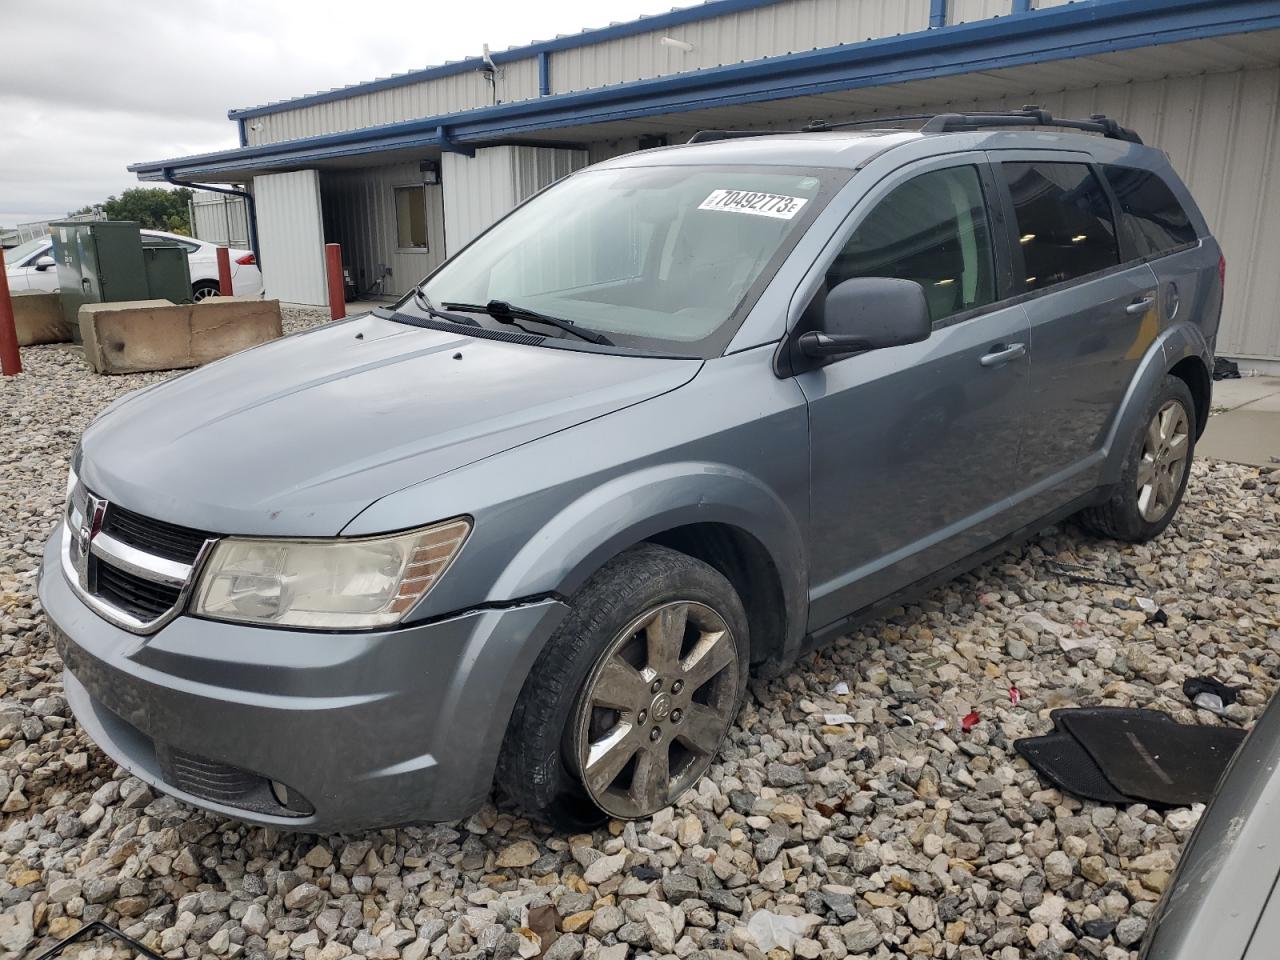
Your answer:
[190,191,250,247]
[248,60,541,146]
[252,170,328,305]
[245,0,930,145]
[442,146,588,255]
[549,0,930,95]
[320,164,446,298]
[948,0,1013,25]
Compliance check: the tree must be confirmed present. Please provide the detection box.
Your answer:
[67,187,194,234]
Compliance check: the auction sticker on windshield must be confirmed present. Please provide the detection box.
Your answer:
[698,189,809,220]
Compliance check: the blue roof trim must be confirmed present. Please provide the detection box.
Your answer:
[133,0,1280,180]
[227,0,784,120]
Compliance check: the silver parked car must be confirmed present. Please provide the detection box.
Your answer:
[39,109,1224,830]
[1141,692,1280,959]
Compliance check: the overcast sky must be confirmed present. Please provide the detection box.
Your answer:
[0,0,681,226]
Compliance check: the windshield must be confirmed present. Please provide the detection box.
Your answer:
[411,164,845,356]
[4,237,50,266]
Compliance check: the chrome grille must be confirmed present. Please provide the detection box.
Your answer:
[100,505,211,564]
[95,562,183,621]
[63,468,216,634]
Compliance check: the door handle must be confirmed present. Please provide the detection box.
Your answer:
[980,342,1026,367]
[1126,295,1156,315]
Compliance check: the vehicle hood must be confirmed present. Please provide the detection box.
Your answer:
[79,312,700,536]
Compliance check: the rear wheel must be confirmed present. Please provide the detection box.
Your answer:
[1078,375,1196,542]
[496,544,748,827]
[192,281,221,301]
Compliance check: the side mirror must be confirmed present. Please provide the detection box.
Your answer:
[798,277,932,359]
[34,255,56,271]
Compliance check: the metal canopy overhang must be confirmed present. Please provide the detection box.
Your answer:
[129,0,1280,184]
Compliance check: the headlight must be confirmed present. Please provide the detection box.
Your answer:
[192,518,470,629]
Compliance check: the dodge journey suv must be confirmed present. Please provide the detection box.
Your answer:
[41,108,1222,830]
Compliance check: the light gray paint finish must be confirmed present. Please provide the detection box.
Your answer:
[252,170,328,305]
[442,146,588,256]
[46,129,1221,829]
[190,190,250,248]
[549,0,930,96]
[1141,690,1280,960]
[321,163,445,298]
[948,0,1013,24]
[247,58,541,146]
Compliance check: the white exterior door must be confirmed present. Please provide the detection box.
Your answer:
[252,170,327,305]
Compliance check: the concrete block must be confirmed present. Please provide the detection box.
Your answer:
[80,298,283,375]
[11,291,73,346]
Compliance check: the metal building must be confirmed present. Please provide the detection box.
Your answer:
[130,0,1280,368]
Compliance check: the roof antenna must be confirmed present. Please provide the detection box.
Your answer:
[481,43,501,105]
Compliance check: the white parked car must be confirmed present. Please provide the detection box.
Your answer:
[4,230,263,300]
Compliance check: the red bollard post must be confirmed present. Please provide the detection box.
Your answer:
[0,260,22,376]
[325,243,345,322]
[216,246,233,297]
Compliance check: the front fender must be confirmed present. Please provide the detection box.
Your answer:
[1100,320,1211,486]
[488,461,809,656]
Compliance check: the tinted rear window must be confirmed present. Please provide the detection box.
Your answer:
[1002,161,1120,290]
[1102,165,1198,257]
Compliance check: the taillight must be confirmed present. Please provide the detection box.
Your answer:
[1218,254,1226,286]
[235,253,256,266]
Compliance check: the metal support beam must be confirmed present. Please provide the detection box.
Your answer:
[930,0,947,28]
[538,51,551,97]
[1012,0,1032,12]
[436,125,476,157]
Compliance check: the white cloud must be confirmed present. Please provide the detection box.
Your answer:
[0,0,683,224]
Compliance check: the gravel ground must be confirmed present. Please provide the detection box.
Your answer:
[1,308,1278,960]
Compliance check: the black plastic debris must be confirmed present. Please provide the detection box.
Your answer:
[1042,559,1135,589]
[29,919,166,960]
[1184,676,1243,717]
[1213,356,1241,380]
[1016,707,1246,807]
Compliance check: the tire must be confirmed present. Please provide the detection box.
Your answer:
[496,543,749,828]
[192,281,221,301]
[1078,375,1197,543]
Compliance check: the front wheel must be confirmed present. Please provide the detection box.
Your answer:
[1078,375,1196,542]
[496,544,749,827]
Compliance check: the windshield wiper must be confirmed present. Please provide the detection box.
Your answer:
[411,287,480,326]
[443,300,613,345]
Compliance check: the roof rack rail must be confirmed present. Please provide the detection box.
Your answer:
[920,105,1143,143]
[690,107,1142,145]
[687,129,790,144]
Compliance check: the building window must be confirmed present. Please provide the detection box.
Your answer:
[394,185,428,250]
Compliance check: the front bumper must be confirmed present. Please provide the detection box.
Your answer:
[39,524,567,831]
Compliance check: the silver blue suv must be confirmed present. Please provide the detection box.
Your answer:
[40,109,1223,830]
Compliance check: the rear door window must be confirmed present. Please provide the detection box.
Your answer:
[1102,165,1198,257]
[828,164,996,323]
[1001,162,1120,291]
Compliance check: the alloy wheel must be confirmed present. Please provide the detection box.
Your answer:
[570,600,738,819]
[193,285,220,301]
[1136,399,1190,522]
